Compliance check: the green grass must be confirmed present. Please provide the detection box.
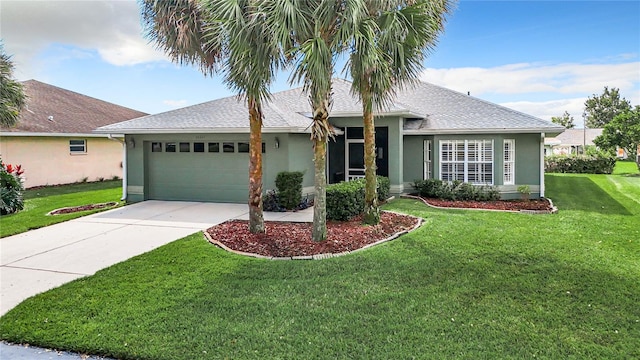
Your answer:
[0,181,122,238]
[1,169,639,359]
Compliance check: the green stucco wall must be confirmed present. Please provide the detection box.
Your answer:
[124,128,543,203]
[403,133,543,199]
[124,133,311,203]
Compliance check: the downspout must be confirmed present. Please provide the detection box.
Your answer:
[107,134,127,201]
[540,132,545,198]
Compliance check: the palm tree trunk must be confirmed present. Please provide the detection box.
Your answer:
[311,96,331,242]
[312,136,327,241]
[248,97,265,234]
[362,86,379,225]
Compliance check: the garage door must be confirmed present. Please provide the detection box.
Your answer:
[147,141,259,203]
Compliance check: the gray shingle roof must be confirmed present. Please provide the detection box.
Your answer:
[545,128,602,146]
[95,78,564,135]
[2,80,147,134]
[395,81,564,135]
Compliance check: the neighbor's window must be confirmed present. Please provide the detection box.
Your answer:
[440,140,493,185]
[165,142,176,152]
[69,139,86,154]
[223,142,235,153]
[503,139,515,185]
[194,142,205,153]
[208,142,219,153]
[423,140,432,179]
[151,142,162,152]
[238,142,250,153]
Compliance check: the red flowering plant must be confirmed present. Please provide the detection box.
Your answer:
[1,158,25,215]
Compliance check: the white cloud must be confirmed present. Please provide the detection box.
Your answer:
[500,98,589,127]
[163,99,189,108]
[421,61,640,97]
[421,61,640,125]
[1,0,167,77]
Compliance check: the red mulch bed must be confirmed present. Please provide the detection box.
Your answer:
[422,197,553,211]
[49,202,118,215]
[206,211,420,258]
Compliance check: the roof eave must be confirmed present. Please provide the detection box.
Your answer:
[1,131,121,138]
[93,127,312,135]
[403,127,565,136]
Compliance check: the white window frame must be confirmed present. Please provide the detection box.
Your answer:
[503,139,515,185]
[69,139,86,154]
[439,140,494,185]
[423,140,432,179]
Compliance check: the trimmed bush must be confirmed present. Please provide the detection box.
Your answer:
[1,161,25,215]
[412,179,500,201]
[275,171,304,210]
[326,176,390,221]
[327,180,365,221]
[376,176,391,201]
[545,154,616,174]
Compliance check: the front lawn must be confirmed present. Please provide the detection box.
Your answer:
[0,181,122,238]
[0,170,638,359]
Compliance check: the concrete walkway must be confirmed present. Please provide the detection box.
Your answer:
[1,200,313,316]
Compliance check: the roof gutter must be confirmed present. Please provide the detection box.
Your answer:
[107,134,127,201]
[403,127,565,136]
[93,127,313,135]
[0,132,122,138]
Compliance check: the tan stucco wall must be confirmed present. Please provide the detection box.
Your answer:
[0,136,123,188]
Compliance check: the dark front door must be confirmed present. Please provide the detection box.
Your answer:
[328,126,388,184]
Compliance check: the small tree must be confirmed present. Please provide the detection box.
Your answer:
[551,111,575,129]
[0,44,26,127]
[584,86,631,128]
[594,106,640,158]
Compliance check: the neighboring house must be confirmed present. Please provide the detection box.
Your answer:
[544,128,603,156]
[95,79,564,202]
[0,80,147,188]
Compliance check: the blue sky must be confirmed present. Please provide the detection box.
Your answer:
[2,0,639,127]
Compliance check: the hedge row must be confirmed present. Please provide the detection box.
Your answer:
[326,176,390,221]
[411,179,500,201]
[545,154,616,174]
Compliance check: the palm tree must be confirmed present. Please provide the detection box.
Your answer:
[264,0,371,241]
[347,0,453,224]
[141,0,282,233]
[0,44,26,127]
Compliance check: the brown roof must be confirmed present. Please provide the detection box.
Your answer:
[1,80,147,134]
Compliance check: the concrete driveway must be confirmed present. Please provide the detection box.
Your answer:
[1,200,313,316]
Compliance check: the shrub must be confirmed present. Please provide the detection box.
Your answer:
[412,179,442,198]
[263,190,285,212]
[326,176,392,221]
[327,180,365,221]
[517,185,531,201]
[275,171,304,210]
[545,154,616,174]
[1,160,25,215]
[412,179,500,201]
[376,176,391,201]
